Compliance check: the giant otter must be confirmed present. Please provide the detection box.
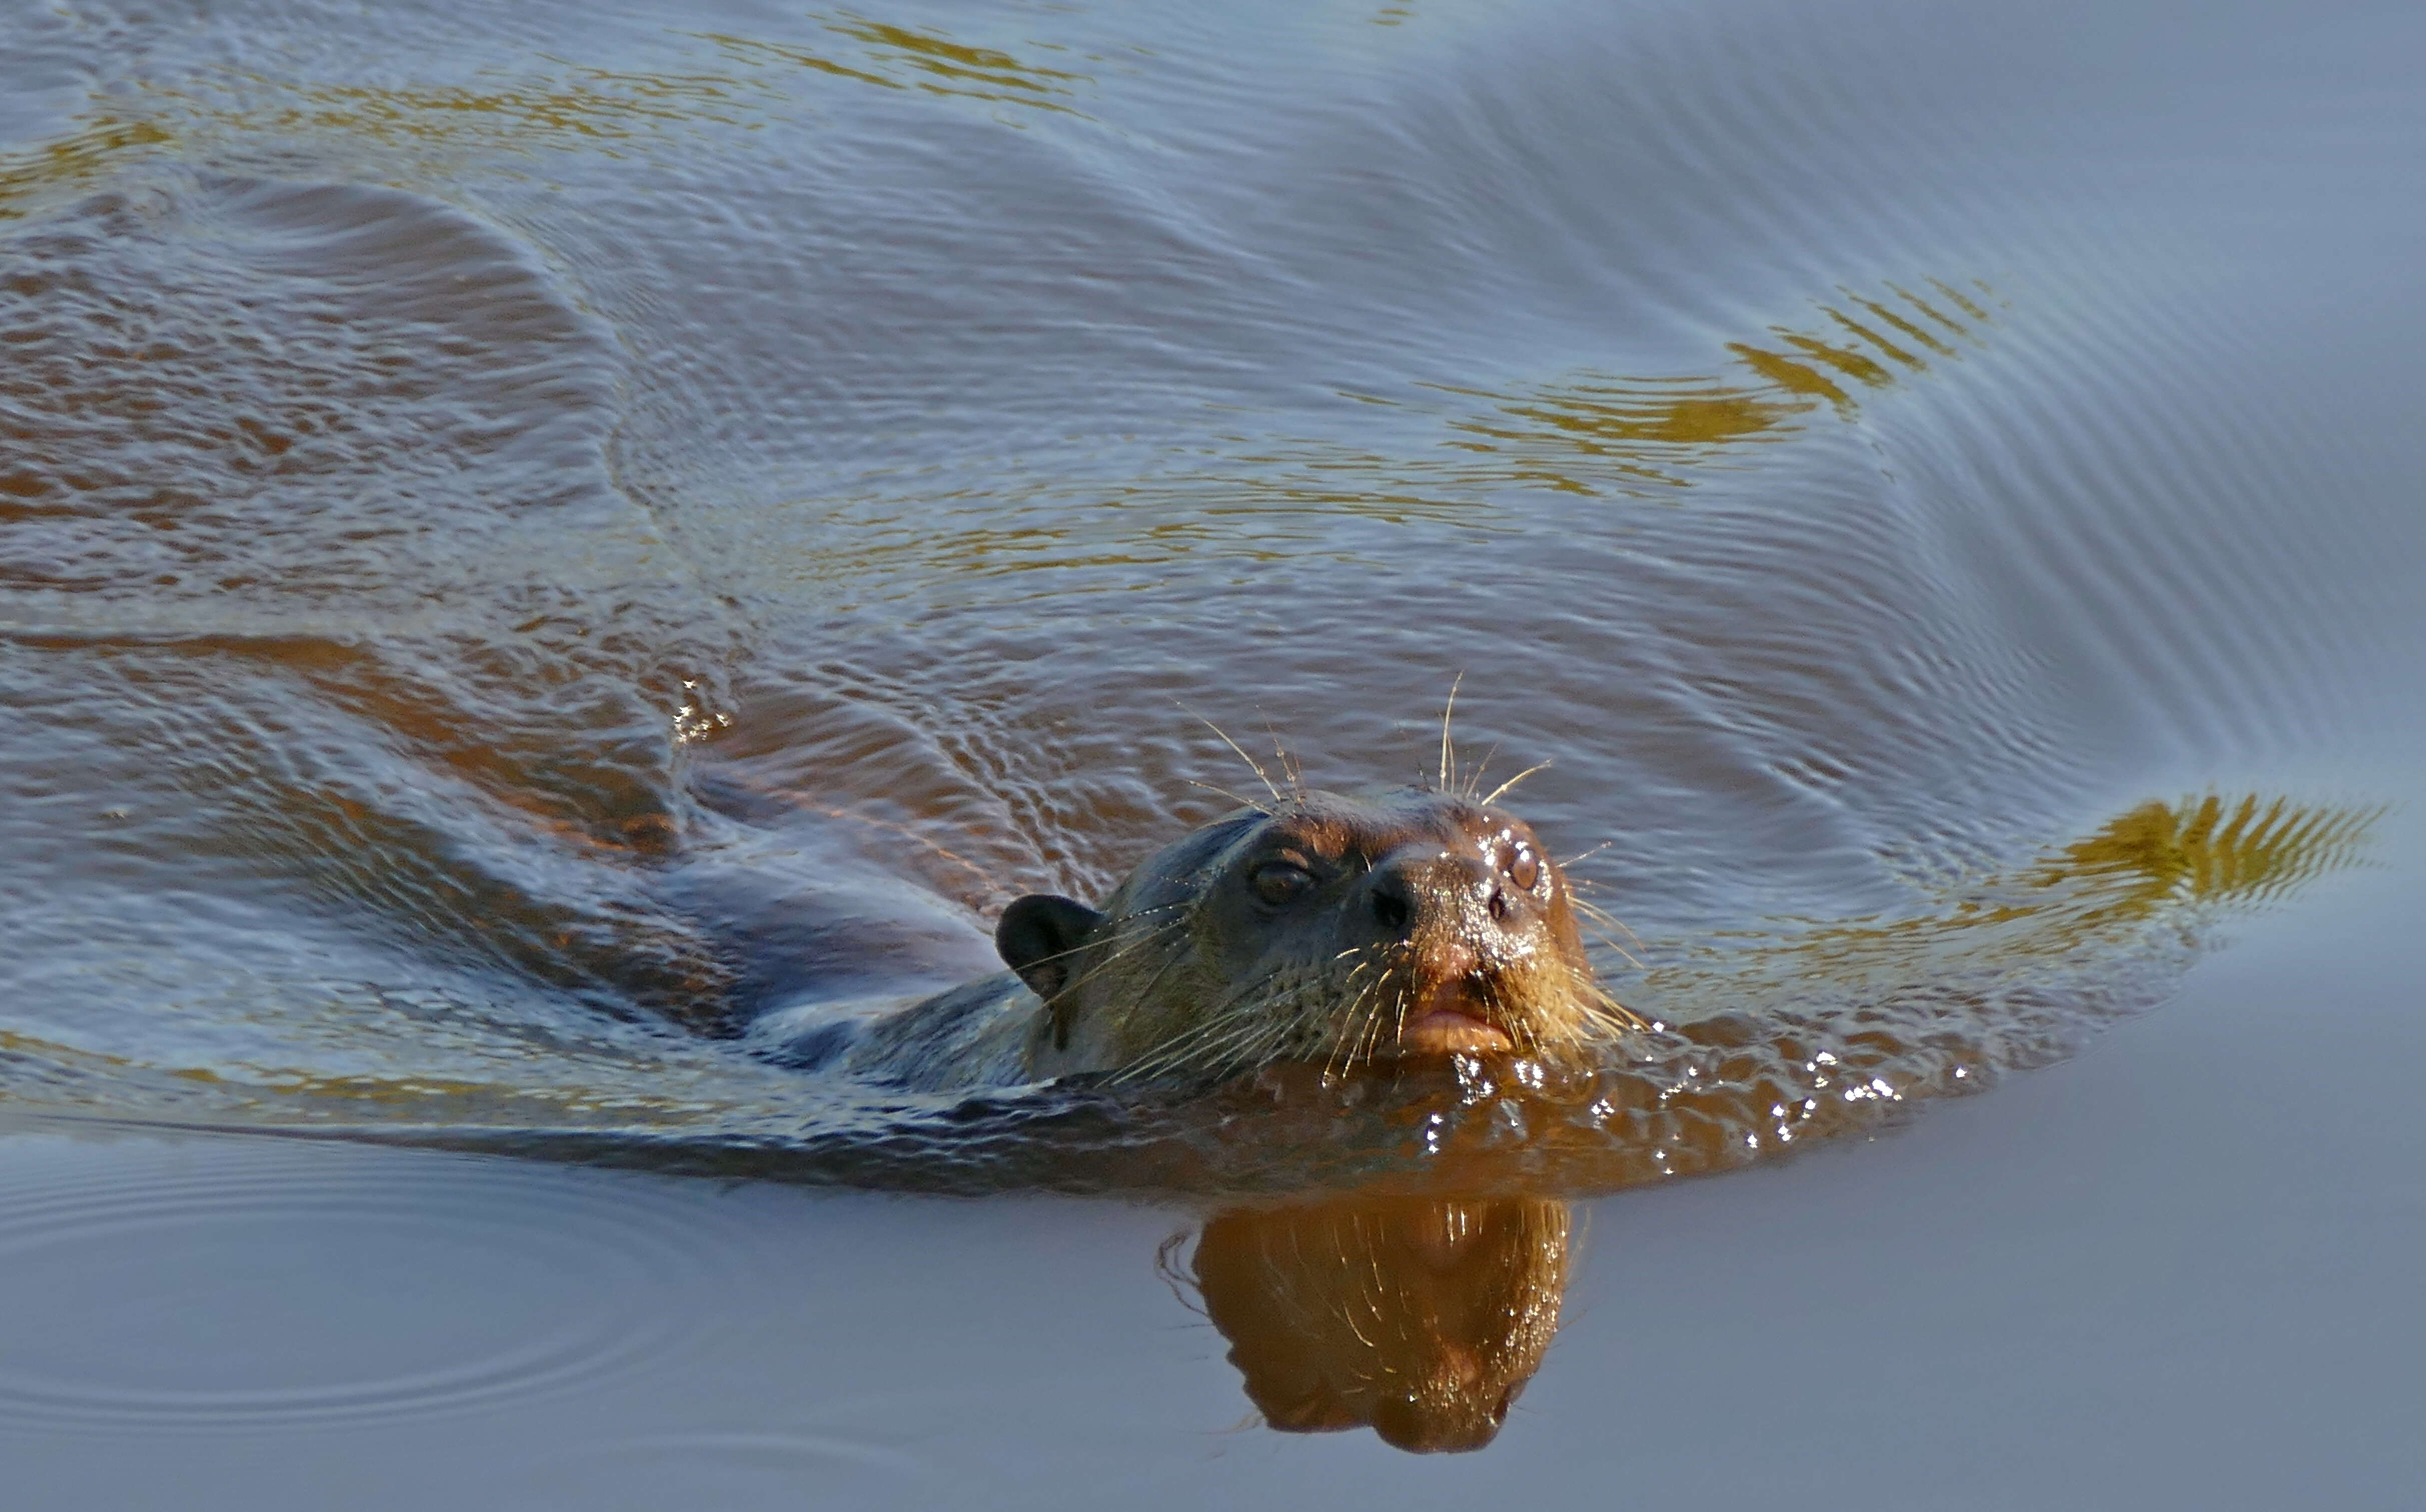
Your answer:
[755,786,1640,1089]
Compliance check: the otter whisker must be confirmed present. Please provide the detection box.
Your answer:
[1008,909,1188,980]
[1573,927,1645,974]
[1130,1024,1262,1082]
[1570,968,1648,1032]
[1125,1003,1289,1084]
[1336,978,1384,1056]
[1326,957,1382,1076]
[1015,918,1193,1052]
[1226,973,1337,1072]
[1261,718,1308,801]
[1183,778,1272,816]
[1047,918,1191,1002]
[1351,963,1407,1072]
[1321,976,1370,1083]
[1092,947,1209,1075]
[1108,1023,1218,1084]
[1462,741,1504,803]
[1348,997,1393,1077]
[1567,896,1649,967]
[1437,671,1465,793]
[1483,975,1531,1057]
[1117,964,1307,1081]
[1120,899,1193,917]
[1186,707,1288,808]
[1326,964,1396,1082]
[1566,891,1645,942]
[1478,760,1552,808]
[1485,974,1515,1048]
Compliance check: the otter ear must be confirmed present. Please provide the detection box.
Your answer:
[995,894,1106,1004]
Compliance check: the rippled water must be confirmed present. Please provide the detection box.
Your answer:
[4,0,2423,1493]
[0,1135,745,1432]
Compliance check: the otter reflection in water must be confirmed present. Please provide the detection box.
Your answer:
[1172,1193,1574,1454]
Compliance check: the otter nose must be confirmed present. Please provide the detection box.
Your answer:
[1368,867,1414,933]
[1365,851,1503,941]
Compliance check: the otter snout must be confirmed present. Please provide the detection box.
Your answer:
[1361,847,1537,957]
[1360,847,1532,1057]
[1365,851,1516,935]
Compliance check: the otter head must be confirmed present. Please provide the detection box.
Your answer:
[994,788,1630,1083]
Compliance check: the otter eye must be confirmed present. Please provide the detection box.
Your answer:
[1505,845,1541,891]
[1249,861,1316,907]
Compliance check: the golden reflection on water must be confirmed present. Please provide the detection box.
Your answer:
[1664,793,2375,1008]
[50,9,1092,172]
[207,67,773,150]
[764,280,2009,595]
[693,14,1091,118]
[1179,1193,1570,1453]
[881,278,2006,569]
[1929,792,2364,944]
[0,119,173,219]
[827,13,1089,110]
[2038,793,2373,915]
[1386,278,1999,499]
[1428,375,1803,494]
[79,70,759,168]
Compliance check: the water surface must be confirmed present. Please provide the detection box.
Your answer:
[2,0,2421,1495]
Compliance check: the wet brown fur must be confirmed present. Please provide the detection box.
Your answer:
[1010,788,1642,1085]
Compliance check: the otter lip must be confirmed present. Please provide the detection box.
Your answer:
[1398,1009,1515,1056]
[1397,980,1515,1056]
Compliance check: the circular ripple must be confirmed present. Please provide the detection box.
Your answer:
[0,1134,743,1433]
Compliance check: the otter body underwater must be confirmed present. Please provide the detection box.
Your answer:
[744,788,1639,1091]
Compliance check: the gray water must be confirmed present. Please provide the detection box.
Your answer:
[2,0,2422,1500]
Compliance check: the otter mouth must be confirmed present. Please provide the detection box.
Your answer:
[1395,982,1515,1057]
